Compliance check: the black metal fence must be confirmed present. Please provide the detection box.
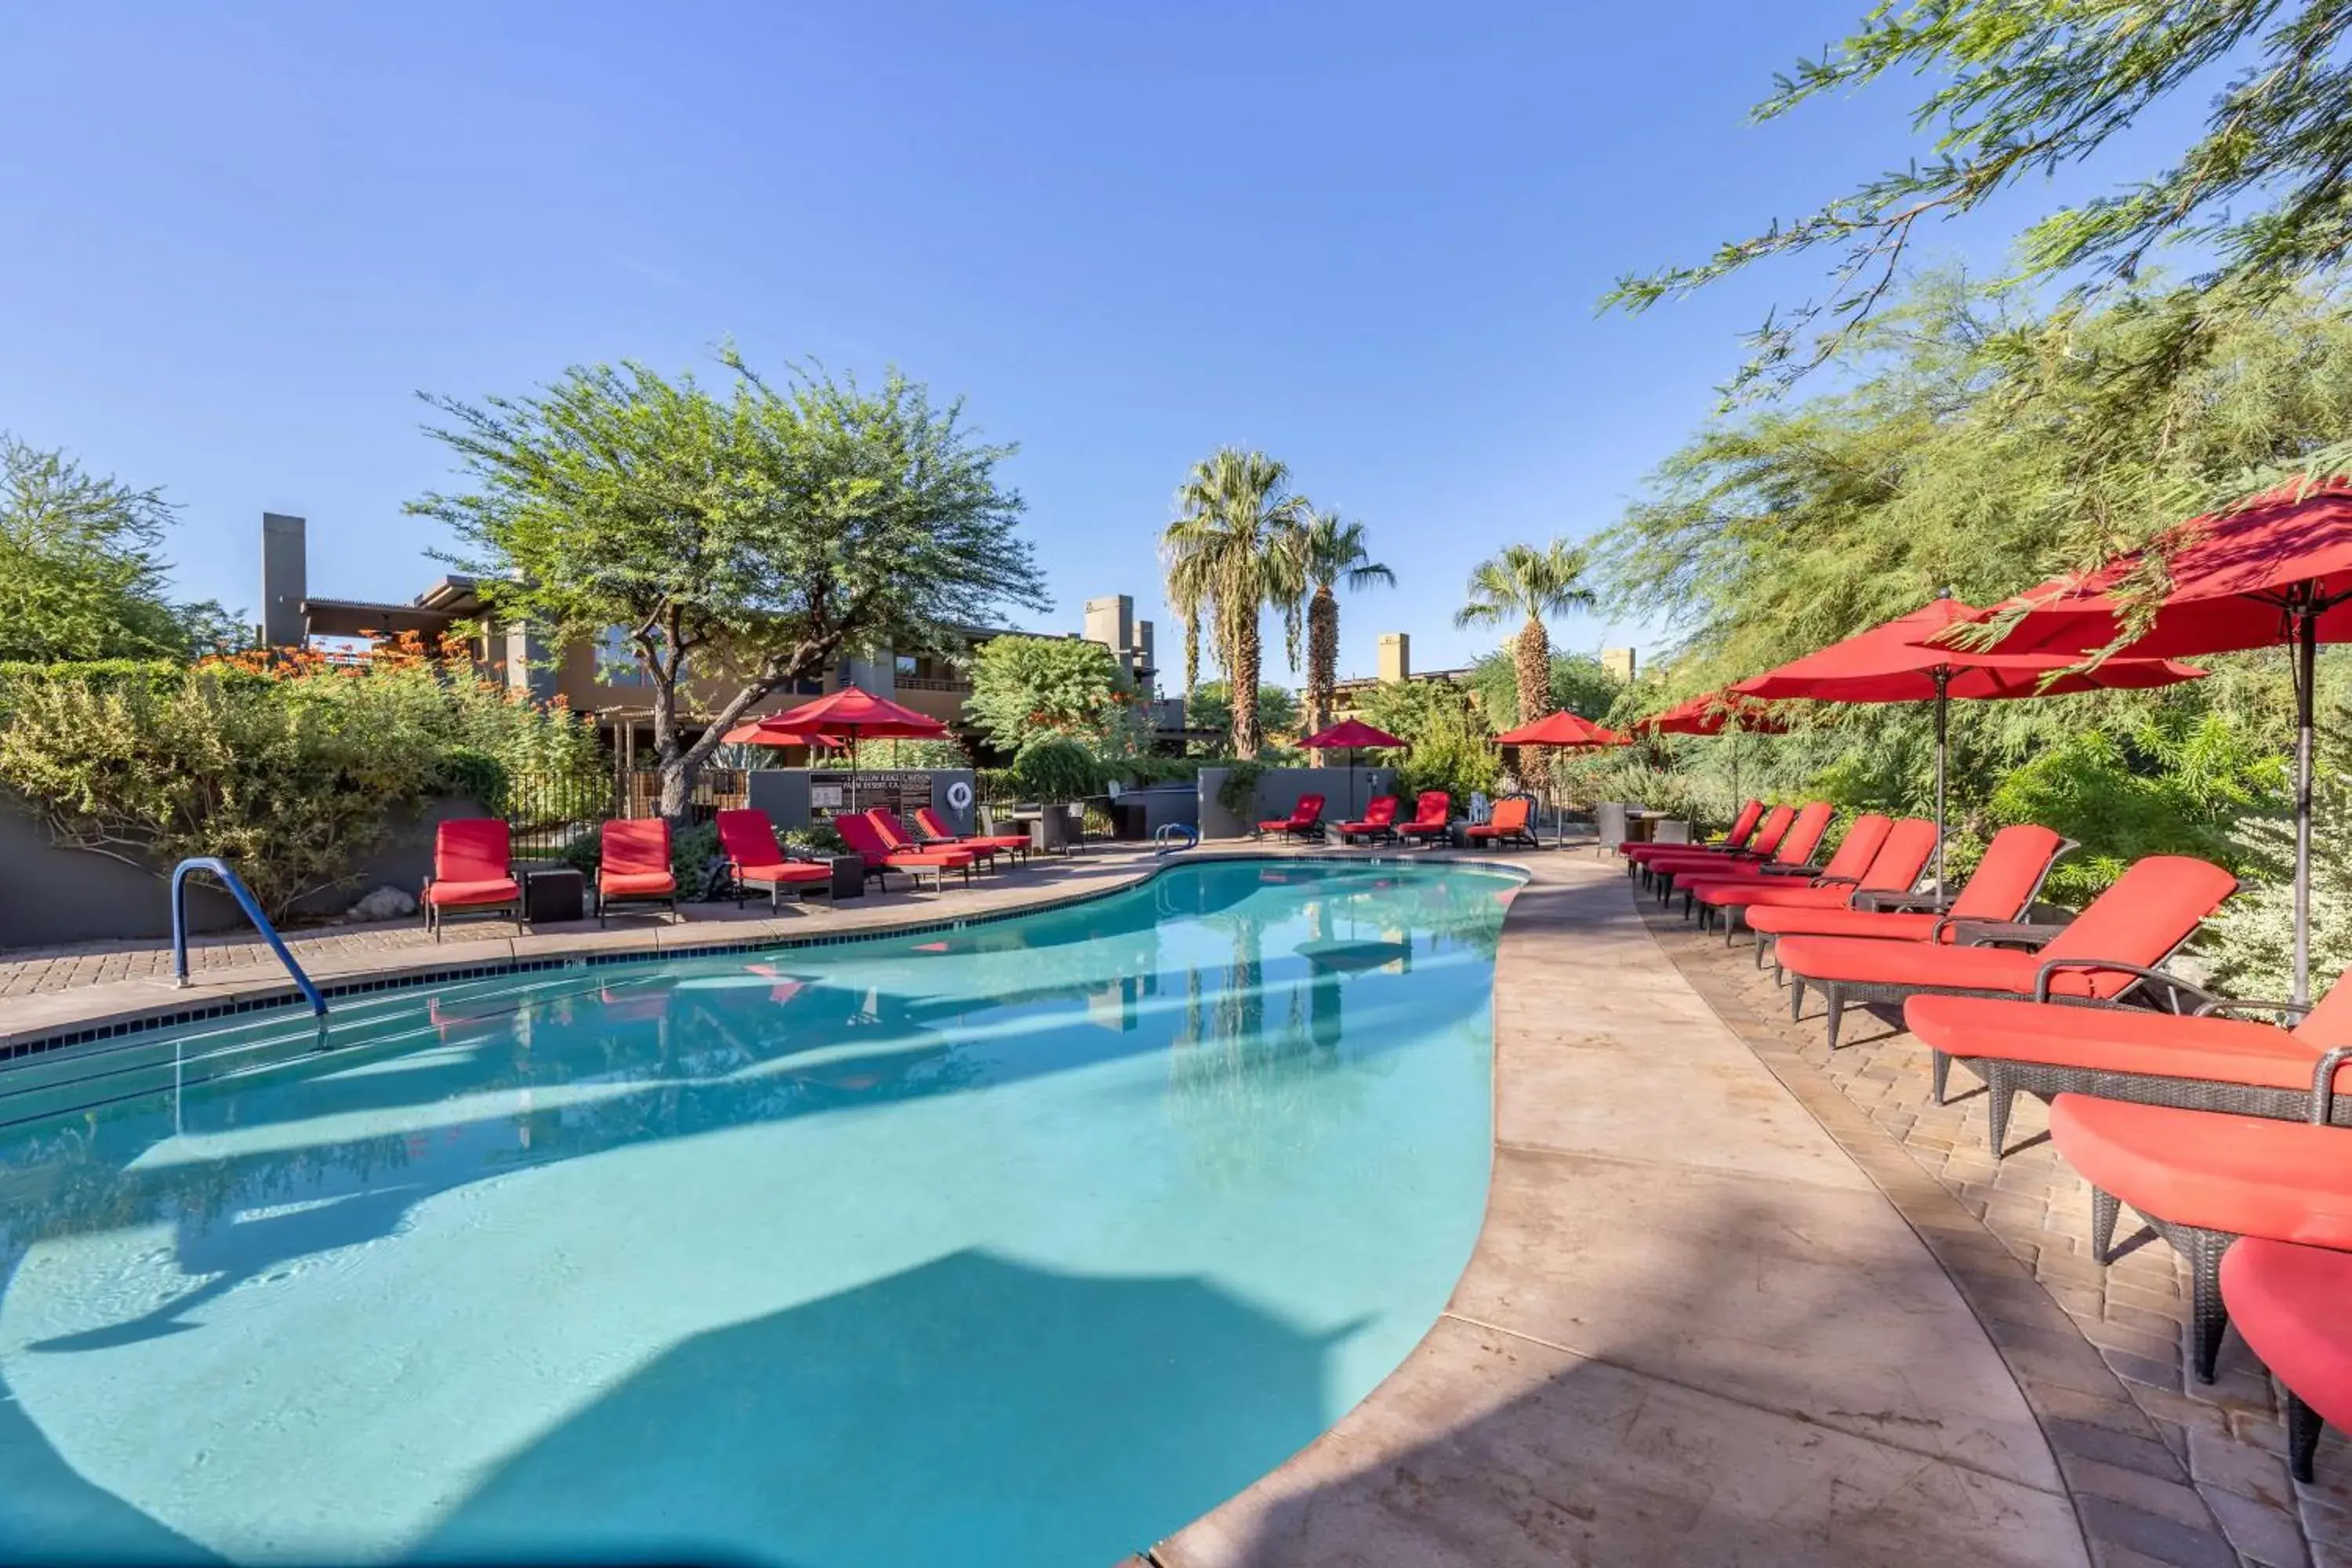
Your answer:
[621,768,747,825]
[496,771,615,858]
[495,768,752,858]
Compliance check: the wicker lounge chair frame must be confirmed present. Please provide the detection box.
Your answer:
[1935,982,2352,1155]
[2061,1087,2352,1385]
[2222,1240,2352,1483]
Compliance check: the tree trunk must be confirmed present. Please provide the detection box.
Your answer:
[1305,587,1338,765]
[1231,609,1264,759]
[1514,616,1552,798]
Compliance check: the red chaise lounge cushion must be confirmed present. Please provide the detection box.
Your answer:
[2049,1096,2352,1247]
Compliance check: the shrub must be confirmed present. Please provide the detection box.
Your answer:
[782,820,848,857]
[0,640,602,918]
[1394,719,1500,805]
[1215,760,1265,818]
[1012,735,1102,802]
[967,634,1144,757]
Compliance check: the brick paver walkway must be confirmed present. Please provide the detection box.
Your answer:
[1635,880,2350,1568]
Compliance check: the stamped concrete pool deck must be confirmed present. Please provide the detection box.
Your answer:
[3,843,2103,1564]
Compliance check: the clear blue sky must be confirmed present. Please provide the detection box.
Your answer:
[0,2,2207,684]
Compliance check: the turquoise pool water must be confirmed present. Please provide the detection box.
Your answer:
[0,858,1516,1566]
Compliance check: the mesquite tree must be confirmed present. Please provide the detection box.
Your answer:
[1608,1,2352,402]
[411,356,1046,818]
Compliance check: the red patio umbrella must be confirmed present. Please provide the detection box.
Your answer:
[1491,710,1629,747]
[1733,593,2206,891]
[718,720,845,750]
[753,684,949,804]
[1635,690,1790,739]
[1948,481,2352,1001]
[1636,689,1790,809]
[1298,718,1406,819]
[1492,710,1629,845]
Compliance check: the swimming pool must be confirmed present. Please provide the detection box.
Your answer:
[0,858,1517,1566]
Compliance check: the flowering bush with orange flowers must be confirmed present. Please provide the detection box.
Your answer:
[0,634,600,917]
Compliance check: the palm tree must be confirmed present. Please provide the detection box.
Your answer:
[1295,511,1395,762]
[1161,448,1310,758]
[1454,538,1598,795]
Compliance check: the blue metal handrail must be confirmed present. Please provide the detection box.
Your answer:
[171,858,328,1017]
[1154,823,1200,857]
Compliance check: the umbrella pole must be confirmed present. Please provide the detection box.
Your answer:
[2294,602,2318,1008]
[1933,669,1950,894]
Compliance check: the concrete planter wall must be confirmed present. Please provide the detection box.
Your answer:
[1195,766,1399,840]
[0,793,488,950]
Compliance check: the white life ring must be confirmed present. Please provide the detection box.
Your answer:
[946,779,975,811]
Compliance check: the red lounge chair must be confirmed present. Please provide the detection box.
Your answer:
[1650,800,1836,906]
[716,808,834,911]
[1690,816,1940,941]
[421,818,524,940]
[872,807,999,874]
[1777,855,2238,1050]
[1626,801,1788,882]
[2221,1239,2352,1482]
[1673,812,1892,922]
[1394,791,1452,844]
[1907,964,2352,1153]
[1256,793,1327,842]
[1337,795,1400,844]
[913,806,1031,865]
[1465,795,1539,850]
[597,818,680,926]
[2049,1095,2352,1383]
[836,809,976,892]
[1621,797,1766,868]
[1746,822,2073,964]
[1638,801,1823,887]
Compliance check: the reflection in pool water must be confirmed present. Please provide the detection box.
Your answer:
[0,858,1516,1566]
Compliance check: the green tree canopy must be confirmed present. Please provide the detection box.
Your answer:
[1185,680,1301,750]
[1610,0,2352,401]
[1467,648,1625,729]
[1591,271,2347,964]
[965,633,1143,760]
[0,436,238,662]
[410,355,1047,816]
